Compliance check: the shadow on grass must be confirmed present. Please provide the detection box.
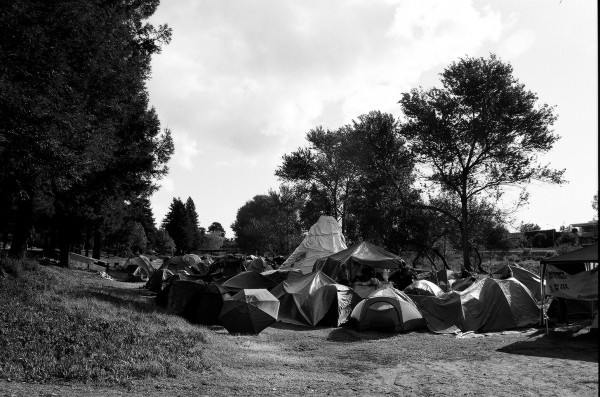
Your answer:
[327,326,406,343]
[68,284,161,313]
[497,328,598,363]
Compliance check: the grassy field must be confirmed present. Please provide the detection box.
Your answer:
[0,258,597,396]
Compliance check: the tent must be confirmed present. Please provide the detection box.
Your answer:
[145,269,175,293]
[261,268,303,284]
[412,277,540,333]
[403,279,443,297]
[166,279,207,315]
[491,263,542,302]
[120,256,153,280]
[245,257,273,273]
[220,271,279,294]
[182,283,232,325]
[313,241,404,285]
[181,254,210,275]
[271,270,357,327]
[219,289,280,334]
[278,215,347,274]
[540,244,598,326]
[350,286,425,332]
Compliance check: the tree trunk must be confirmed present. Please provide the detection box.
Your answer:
[460,196,473,272]
[58,218,71,267]
[92,227,103,260]
[8,196,34,259]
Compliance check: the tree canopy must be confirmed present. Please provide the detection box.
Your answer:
[398,54,564,271]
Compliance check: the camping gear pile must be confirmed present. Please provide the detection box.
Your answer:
[138,217,598,336]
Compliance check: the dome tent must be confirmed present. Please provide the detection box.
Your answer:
[219,289,280,335]
[414,277,540,333]
[278,215,347,274]
[404,279,443,297]
[350,286,425,332]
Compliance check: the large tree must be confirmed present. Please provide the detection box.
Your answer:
[0,0,172,260]
[399,54,564,271]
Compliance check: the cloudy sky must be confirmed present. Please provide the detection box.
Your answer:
[147,0,598,236]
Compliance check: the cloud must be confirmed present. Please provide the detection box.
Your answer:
[149,0,506,166]
[173,131,201,170]
[499,29,537,59]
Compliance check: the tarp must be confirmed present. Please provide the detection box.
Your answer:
[261,268,304,284]
[182,283,231,325]
[271,270,356,326]
[350,286,425,332]
[403,279,443,297]
[412,277,540,333]
[219,289,280,334]
[313,241,404,284]
[221,271,278,294]
[278,215,347,274]
[545,265,598,300]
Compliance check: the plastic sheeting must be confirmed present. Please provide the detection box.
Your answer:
[278,215,347,274]
[413,277,540,333]
[271,270,358,326]
[313,241,404,284]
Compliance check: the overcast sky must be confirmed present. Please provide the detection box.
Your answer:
[147,0,598,237]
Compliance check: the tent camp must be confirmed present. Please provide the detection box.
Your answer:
[540,244,598,327]
[278,215,347,274]
[313,241,405,285]
[220,271,279,294]
[412,277,540,333]
[219,289,280,334]
[270,270,358,327]
[350,286,425,332]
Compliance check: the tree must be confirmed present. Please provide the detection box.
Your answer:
[208,222,226,237]
[185,197,202,251]
[398,54,565,271]
[593,193,598,220]
[0,0,172,260]
[520,222,541,233]
[161,198,191,254]
[152,228,175,255]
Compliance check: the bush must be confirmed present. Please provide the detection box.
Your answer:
[0,257,38,278]
[556,243,582,256]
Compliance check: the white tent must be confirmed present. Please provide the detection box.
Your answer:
[278,215,347,274]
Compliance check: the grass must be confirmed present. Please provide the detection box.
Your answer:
[0,261,210,386]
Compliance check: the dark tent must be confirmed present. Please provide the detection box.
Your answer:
[146,269,174,293]
[219,289,280,334]
[182,283,231,325]
[220,271,278,294]
[261,268,303,284]
[271,270,359,327]
[491,263,541,302]
[313,241,404,284]
[167,279,207,315]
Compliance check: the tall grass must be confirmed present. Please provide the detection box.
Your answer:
[0,261,210,386]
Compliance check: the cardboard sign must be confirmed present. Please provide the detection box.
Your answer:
[545,265,598,300]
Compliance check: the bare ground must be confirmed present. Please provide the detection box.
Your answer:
[0,274,597,397]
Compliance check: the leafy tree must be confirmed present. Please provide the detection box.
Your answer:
[520,222,541,233]
[152,228,175,255]
[398,54,564,271]
[593,193,598,220]
[208,222,226,237]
